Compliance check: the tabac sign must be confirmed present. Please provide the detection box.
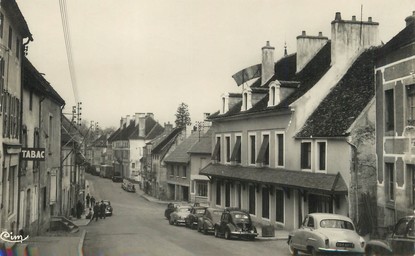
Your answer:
[21,148,46,161]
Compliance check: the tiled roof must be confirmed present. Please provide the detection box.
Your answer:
[151,128,183,154]
[164,132,201,164]
[2,0,32,39]
[208,42,331,120]
[91,134,107,147]
[61,115,82,145]
[188,128,214,154]
[108,116,163,141]
[200,163,347,194]
[23,57,65,106]
[144,123,165,140]
[377,21,415,59]
[296,47,379,138]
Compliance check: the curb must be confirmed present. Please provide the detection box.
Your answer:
[78,229,87,256]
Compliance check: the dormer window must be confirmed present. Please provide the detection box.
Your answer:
[221,93,229,114]
[242,89,252,111]
[268,82,281,107]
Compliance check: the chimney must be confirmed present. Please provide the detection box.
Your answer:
[126,115,131,125]
[331,12,380,66]
[296,30,328,73]
[138,116,146,137]
[405,11,415,26]
[120,117,126,128]
[261,41,275,85]
[164,122,173,133]
[146,112,154,119]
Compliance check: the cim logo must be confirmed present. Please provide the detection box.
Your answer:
[21,148,46,161]
[0,231,29,243]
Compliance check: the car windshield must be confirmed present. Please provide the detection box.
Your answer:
[196,209,205,214]
[320,219,354,230]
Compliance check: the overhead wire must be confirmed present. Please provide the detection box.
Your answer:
[59,0,79,103]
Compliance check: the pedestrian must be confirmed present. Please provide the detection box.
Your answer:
[100,200,106,219]
[91,196,95,207]
[76,200,83,219]
[93,203,100,221]
[86,193,90,207]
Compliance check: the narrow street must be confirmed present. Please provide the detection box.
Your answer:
[82,174,291,256]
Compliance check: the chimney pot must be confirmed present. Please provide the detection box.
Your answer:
[266,41,270,46]
[318,32,323,37]
[352,15,356,21]
[335,12,341,21]
[302,30,306,36]
[405,11,415,26]
[368,17,372,22]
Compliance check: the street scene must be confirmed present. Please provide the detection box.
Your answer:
[1,0,415,255]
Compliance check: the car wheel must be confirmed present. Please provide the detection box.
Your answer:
[288,239,298,256]
[174,220,178,226]
[310,247,319,256]
[203,226,208,235]
[169,218,173,225]
[214,227,219,238]
[225,230,231,240]
[366,248,381,256]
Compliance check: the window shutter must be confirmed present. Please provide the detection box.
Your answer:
[256,136,269,164]
[230,136,241,161]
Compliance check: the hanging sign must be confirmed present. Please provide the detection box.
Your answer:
[21,148,46,161]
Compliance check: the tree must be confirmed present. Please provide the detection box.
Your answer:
[175,102,191,128]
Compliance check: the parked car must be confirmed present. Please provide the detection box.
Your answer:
[185,206,207,229]
[112,175,123,183]
[197,207,224,235]
[288,213,365,255]
[165,203,177,220]
[365,215,415,255]
[121,180,136,192]
[169,205,191,226]
[102,200,113,216]
[214,208,258,240]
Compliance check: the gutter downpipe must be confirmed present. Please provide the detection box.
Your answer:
[346,139,359,224]
[59,104,65,215]
[37,95,45,235]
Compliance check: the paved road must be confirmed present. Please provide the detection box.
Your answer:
[83,174,292,256]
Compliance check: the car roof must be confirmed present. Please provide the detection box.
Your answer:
[308,213,352,222]
[206,207,224,212]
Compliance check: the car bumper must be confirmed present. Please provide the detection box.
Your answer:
[231,231,258,238]
[318,247,364,255]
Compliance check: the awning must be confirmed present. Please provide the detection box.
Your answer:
[199,163,348,195]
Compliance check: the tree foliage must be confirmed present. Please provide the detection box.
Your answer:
[175,102,191,128]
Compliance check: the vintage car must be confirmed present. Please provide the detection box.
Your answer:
[197,207,224,234]
[365,215,415,255]
[169,205,191,226]
[288,213,365,255]
[164,203,177,220]
[185,206,207,229]
[214,208,258,240]
[102,200,113,216]
[112,175,123,183]
[121,180,136,192]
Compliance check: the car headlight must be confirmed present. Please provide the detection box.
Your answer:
[360,237,365,248]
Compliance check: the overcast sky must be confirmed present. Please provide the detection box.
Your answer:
[16,0,415,129]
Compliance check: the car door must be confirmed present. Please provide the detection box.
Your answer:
[292,216,310,251]
[391,218,415,255]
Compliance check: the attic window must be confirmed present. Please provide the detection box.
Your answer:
[242,89,252,111]
[268,83,280,107]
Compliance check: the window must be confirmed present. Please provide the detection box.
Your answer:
[196,181,208,197]
[0,13,4,38]
[21,127,28,173]
[182,166,187,178]
[216,181,221,205]
[243,93,248,111]
[0,58,4,113]
[275,189,284,222]
[212,136,221,162]
[301,142,312,169]
[386,162,394,201]
[385,89,394,132]
[262,187,269,219]
[33,128,40,170]
[175,166,179,178]
[8,26,12,50]
[276,133,284,167]
[132,163,135,168]
[317,141,326,171]
[225,136,231,163]
[270,86,276,105]
[48,115,53,153]
[225,182,231,207]
[42,187,47,210]
[16,37,20,59]
[407,85,415,125]
[249,134,256,165]
[257,134,270,165]
[249,185,256,215]
[8,167,15,215]
[169,167,174,177]
[268,83,280,107]
[230,135,241,164]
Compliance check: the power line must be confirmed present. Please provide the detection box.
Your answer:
[59,0,79,103]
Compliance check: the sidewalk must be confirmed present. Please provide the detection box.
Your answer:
[138,189,290,241]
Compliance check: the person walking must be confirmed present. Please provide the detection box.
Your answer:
[93,203,100,221]
[90,196,96,207]
[86,193,90,208]
[100,200,106,219]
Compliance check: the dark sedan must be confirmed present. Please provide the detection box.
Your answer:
[365,216,415,255]
[102,200,113,216]
[197,207,224,235]
[185,206,207,229]
[214,208,257,240]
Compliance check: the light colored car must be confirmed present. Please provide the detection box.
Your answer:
[169,205,191,226]
[288,213,365,255]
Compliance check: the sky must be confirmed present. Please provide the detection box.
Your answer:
[15,0,415,129]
